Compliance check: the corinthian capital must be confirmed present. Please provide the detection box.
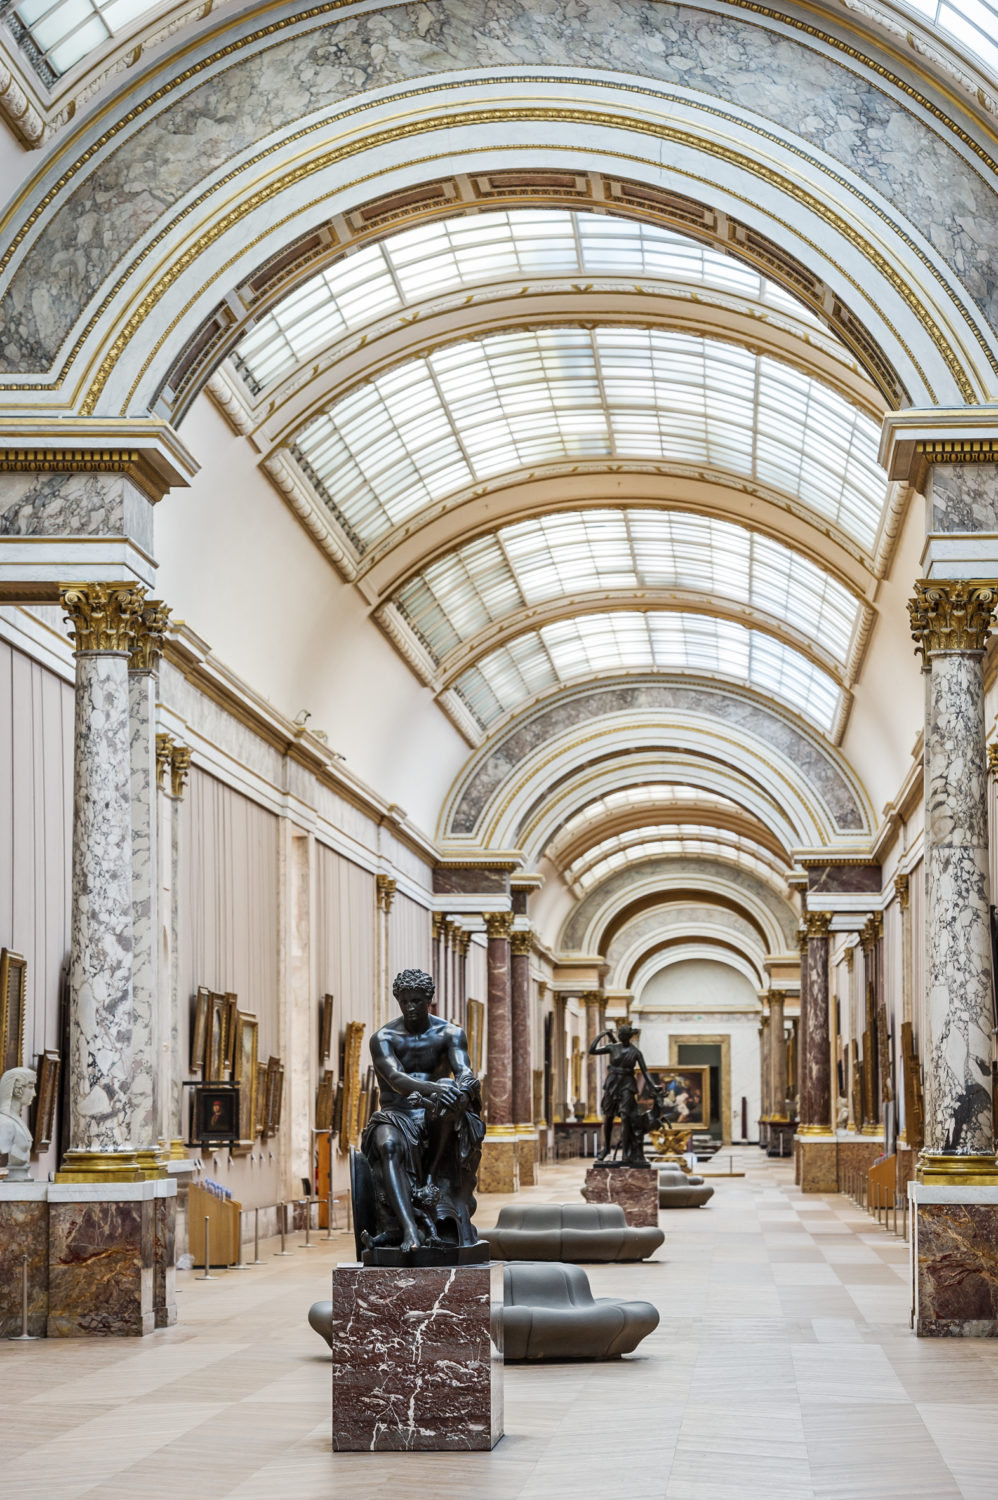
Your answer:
[803,910,833,940]
[510,929,533,957]
[169,744,192,799]
[60,582,145,654]
[908,580,997,661]
[484,910,514,941]
[129,598,171,673]
[155,732,174,788]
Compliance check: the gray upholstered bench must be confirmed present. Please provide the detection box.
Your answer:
[658,1165,714,1208]
[502,1261,660,1360]
[481,1202,664,1261]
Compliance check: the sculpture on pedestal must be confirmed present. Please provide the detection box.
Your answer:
[352,968,488,1264]
[0,1065,37,1180]
[589,1024,665,1168]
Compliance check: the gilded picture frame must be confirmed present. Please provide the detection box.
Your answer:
[190,987,210,1073]
[254,1060,268,1137]
[206,992,229,1081]
[465,998,484,1075]
[232,1011,258,1144]
[338,1021,365,1153]
[320,994,334,1061]
[31,1048,60,1152]
[223,993,239,1074]
[315,1069,335,1131]
[646,1065,711,1128]
[264,1055,284,1136]
[0,948,27,1074]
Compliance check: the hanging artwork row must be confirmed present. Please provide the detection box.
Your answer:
[189,987,279,1145]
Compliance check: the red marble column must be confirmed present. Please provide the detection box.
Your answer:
[484,911,514,1126]
[797,926,809,1116]
[583,992,603,1122]
[801,911,833,1131]
[510,929,532,1125]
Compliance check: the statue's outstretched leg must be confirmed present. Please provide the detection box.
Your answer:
[370,1126,420,1251]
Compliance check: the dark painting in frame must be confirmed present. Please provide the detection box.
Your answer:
[31,1048,60,1152]
[192,1084,239,1144]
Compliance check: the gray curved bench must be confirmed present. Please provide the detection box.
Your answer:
[308,1299,333,1348]
[481,1202,664,1261]
[658,1166,714,1208]
[503,1261,659,1360]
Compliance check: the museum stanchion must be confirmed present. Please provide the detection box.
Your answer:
[300,1197,314,1249]
[197,1217,216,1280]
[230,1208,251,1269]
[323,1190,335,1241]
[252,1207,263,1264]
[7,1255,39,1342]
[275,1201,292,1255]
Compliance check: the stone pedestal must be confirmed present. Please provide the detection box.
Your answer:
[331,1262,503,1451]
[582,1164,659,1227]
[0,1179,176,1337]
[911,1184,998,1336]
[795,1135,837,1193]
[479,1131,519,1194]
[516,1130,537,1187]
[837,1134,885,1184]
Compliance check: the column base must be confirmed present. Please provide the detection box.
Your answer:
[55,1149,145,1183]
[332,1262,503,1450]
[479,1129,520,1194]
[916,1152,998,1185]
[516,1128,538,1187]
[795,1133,838,1193]
[134,1148,169,1181]
[911,1182,998,1336]
[582,1164,658,1227]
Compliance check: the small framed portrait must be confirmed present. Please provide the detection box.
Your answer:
[320,994,334,1061]
[192,1084,239,1144]
[31,1049,60,1152]
[232,1011,258,1143]
[0,948,27,1073]
[190,987,210,1073]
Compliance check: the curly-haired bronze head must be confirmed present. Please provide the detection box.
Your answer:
[392,968,435,1003]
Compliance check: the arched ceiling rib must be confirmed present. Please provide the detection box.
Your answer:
[564,826,790,894]
[547,790,790,870]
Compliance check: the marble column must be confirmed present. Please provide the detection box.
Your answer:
[758,1013,771,1146]
[58,583,145,1181]
[480,911,516,1192]
[909,580,998,1181]
[128,599,170,1176]
[510,929,535,1185]
[582,992,602,1123]
[456,928,469,1029]
[770,990,788,1122]
[553,992,568,1123]
[801,912,833,1132]
[860,913,885,1135]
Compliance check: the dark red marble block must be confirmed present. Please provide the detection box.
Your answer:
[48,1198,155,1337]
[582,1165,659,1227]
[332,1262,503,1451]
[0,1197,48,1337]
[916,1203,998,1337]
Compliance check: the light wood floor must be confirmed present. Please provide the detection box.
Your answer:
[4,1150,998,1499]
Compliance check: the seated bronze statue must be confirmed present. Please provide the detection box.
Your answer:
[351,967,488,1265]
[588,1022,666,1168]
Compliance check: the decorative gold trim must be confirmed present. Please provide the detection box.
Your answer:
[909,579,998,660]
[339,1020,365,1154]
[860,912,883,951]
[60,581,145,654]
[133,1147,169,1180]
[510,929,533,957]
[155,731,174,787]
[803,910,833,939]
[894,872,910,909]
[128,597,170,673]
[0,448,175,502]
[55,1149,144,1182]
[484,910,514,941]
[916,1151,998,1183]
[797,1125,836,1137]
[169,743,192,798]
[375,873,397,913]
[484,1123,519,1138]
[581,989,604,1007]
[916,439,998,463]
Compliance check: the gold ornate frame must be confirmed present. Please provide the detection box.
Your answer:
[0,949,26,1073]
[667,1033,732,1145]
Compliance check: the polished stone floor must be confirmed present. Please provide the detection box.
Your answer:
[4,1150,998,1498]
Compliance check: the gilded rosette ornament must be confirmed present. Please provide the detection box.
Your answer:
[60,582,145,653]
[128,598,171,672]
[908,580,998,662]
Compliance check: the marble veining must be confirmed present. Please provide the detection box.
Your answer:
[924,652,994,1157]
[915,1202,998,1335]
[331,1262,502,1451]
[582,1164,659,1227]
[931,464,998,534]
[48,1199,154,1336]
[455,680,864,835]
[486,931,512,1126]
[510,947,531,1125]
[129,667,158,1151]
[69,652,137,1154]
[0,473,154,550]
[802,927,832,1130]
[3,0,998,371]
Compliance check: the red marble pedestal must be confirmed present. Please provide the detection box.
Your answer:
[582,1164,659,1227]
[911,1184,998,1336]
[332,1262,504,1450]
[795,1134,838,1193]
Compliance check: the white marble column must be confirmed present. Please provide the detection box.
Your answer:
[58,583,145,1180]
[909,581,998,1179]
[128,600,170,1174]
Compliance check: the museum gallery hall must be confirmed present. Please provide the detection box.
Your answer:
[4,0,998,1493]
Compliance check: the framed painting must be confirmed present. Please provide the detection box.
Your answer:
[31,1048,60,1152]
[264,1055,284,1136]
[223,993,239,1073]
[320,994,334,1061]
[315,1069,335,1131]
[206,992,228,1081]
[465,998,484,1075]
[0,948,27,1073]
[331,1078,344,1135]
[338,1021,365,1152]
[646,1066,710,1128]
[232,1011,258,1143]
[190,987,210,1073]
[192,1083,239,1144]
[254,1060,268,1137]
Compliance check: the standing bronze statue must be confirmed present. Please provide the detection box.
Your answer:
[351,967,488,1265]
[589,1022,665,1167]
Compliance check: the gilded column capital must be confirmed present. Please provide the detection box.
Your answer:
[431,912,445,941]
[797,925,808,955]
[169,744,191,799]
[908,579,998,662]
[60,581,145,654]
[988,745,998,777]
[767,989,786,1008]
[845,944,855,971]
[155,732,174,789]
[128,598,171,672]
[455,928,471,957]
[375,874,397,913]
[803,910,833,940]
[894,872,910,910]
[581,989,604,1008]
[860,912,883,951]
[484,910,514,941]
[510,929,533,957]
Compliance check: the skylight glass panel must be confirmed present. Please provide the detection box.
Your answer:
[234,208,830,391]
[393,508,859,666]
[10,0,157,78]
[565,823,786,889]
[293,327,886,554]
[452,610,842,733]
[575,837,782,892]
[552,783,745,852]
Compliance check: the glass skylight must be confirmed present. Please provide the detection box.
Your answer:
[235,208,825,392]
[293,327,886,555]
[896,0,998,79]
[394,508,859,667]
[566,824,787,891]
[452,610,842,733]
[550,783,745,854]
[8,0,154,78]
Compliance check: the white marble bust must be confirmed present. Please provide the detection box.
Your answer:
[0,1066,37,1180]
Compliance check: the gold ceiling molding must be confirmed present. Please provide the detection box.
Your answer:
[11,87,955,414]
[0,446,173,501]
[917,438,998,462]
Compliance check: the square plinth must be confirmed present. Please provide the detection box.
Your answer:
[912,1189,998,1336]
[332,1262,503,1451]
[582,1164,659,1227]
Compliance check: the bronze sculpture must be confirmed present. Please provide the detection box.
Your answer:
[589,1023,665,1168]
[351,967,488,1265]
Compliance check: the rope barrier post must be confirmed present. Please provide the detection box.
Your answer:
[323,1189,335,1241]
[253,1206,263,1264]
[197,1215,215,1279]
[8,1254,39,1340]
[301,1197,315,1249]
[230,1207,250,1268]
[275,1200,292,1255]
